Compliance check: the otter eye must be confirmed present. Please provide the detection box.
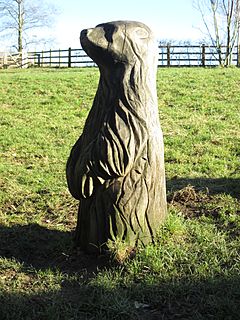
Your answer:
[135,28,149,39]
[103,24,115,43]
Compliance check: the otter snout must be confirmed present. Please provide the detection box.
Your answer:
[80,28,92,41]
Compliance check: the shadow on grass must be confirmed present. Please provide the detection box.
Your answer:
[0,224,110,274]
[167,177,240,199]
[0,176,239,319]
[0,222,240,319]
[0,270,239,319]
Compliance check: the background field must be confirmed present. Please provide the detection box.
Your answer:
[0,67,239,319]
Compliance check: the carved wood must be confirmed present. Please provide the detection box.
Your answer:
[66,21,167,253]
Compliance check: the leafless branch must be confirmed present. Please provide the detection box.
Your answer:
[194,0,240,66]
[0,0,58,51]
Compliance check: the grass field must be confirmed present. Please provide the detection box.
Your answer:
[0,67,239,319]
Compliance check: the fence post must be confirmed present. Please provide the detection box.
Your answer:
[167,44,171,67]
[3,52,8,68]
[50,49,52,67]
[41,50,44,67]
[68,47,71,67]
[201,44,206,67]
[59,49,61,67]
[37,54,40,67]
[237,45,240,67]
[21,51,28,68]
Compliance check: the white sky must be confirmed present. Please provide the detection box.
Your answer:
[53,0,203,48]
[0,0,204,50]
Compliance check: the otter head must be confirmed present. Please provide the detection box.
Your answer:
[80,20,156,69]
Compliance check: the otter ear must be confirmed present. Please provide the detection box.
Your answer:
[135,27,149,39]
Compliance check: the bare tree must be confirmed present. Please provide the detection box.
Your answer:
[194,0,240,66]
[0,0,58,52]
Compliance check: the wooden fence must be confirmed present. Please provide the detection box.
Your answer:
[158,44,240,67]
[27,48,95,68]
[0,51,30,68]
[1,45,240,68]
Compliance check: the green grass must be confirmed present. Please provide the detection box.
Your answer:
[0,67,239,319]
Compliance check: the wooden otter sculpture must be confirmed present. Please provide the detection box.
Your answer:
[66,21,167,253]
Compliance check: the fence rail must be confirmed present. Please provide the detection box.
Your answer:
[158,44,240,67]
[1,45,240,68]
[28,48,96,68]
[0,51,30,68]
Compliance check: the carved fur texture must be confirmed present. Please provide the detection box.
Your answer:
[66,21,167,253]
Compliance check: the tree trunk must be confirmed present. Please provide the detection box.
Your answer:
[225,0,234,66]
[211,1,223,65]
[17,0,24,53]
